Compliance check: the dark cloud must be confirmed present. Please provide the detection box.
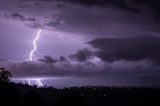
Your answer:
[89,36,160,63]
[6,13,25,21]
[3,59,160,86]
[2,0,159,35]
[26,23,44,29]
[27,18,36,21]
[132,0,160,21]
[5,12,63,29]
[7,61,97,77]
[45,21,62,27]
[69,48,95,62]
[61,0,139,13]
[59,56,68,62]
[26,0,139,15]
[59,0,160,21]
[5,13,36,22]
[39,56,57,64]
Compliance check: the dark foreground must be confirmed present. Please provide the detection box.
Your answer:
[0,82,160,106]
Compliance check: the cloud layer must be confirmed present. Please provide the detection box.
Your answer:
[0,57,159,81]
[89,36,160,63]
[1,0,160,86]
[1,0,160,38]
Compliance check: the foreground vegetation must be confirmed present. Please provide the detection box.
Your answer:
[0,81,160,106]
[0,68,160,106]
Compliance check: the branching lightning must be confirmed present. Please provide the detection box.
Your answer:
[29,29,42,61]
[36,79,43,87]
[27,79,43,87]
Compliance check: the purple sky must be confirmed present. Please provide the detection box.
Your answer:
[1,0,160,87]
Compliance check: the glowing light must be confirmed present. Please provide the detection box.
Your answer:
[27,79,31,85]
[36,79,43,87]
[29,29,42,61]
[26,79,43,87]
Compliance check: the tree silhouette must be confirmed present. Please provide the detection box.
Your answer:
[0,68,12,83]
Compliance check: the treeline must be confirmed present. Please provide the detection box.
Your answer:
[0,68,160,106]
[0,81,160,106]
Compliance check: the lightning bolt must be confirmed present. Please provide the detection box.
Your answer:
[36,79,43,87]
[28,30,44,87]
[27,79,31,85]
[27,79,43,87]
[29,29,42,61]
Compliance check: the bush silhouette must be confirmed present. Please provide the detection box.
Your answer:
[0,68,12,83]
[23,90,44,106]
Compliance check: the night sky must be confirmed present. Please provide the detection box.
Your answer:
[0,0,160,87]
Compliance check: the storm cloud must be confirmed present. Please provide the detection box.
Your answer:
[0,58,159,86]
[5,13,36,22]
[0,58,154,75]
[33,0,160,20]
[2,0,160,38]
[89,36,160,63]
[1,0,160,86]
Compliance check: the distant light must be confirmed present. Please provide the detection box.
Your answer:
[26,78,43,87]
[27,79,31,85]
[89,56,102,63]
[36,79,43,87]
